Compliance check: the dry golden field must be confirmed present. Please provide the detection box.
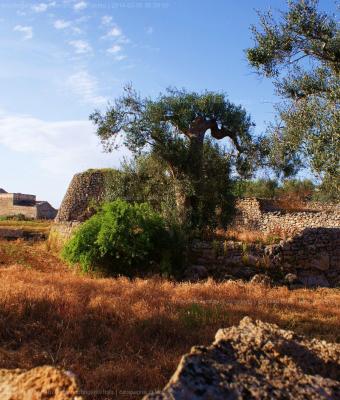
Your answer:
[0,239,339,399]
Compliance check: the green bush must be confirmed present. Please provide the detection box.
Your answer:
[62,199,185,277]
[0,213,30,221]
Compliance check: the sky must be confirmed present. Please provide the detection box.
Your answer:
[0,0,336,207]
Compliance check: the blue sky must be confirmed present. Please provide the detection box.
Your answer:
[0,0,336,207]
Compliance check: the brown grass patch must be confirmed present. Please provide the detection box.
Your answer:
[0,240,67,272]
[0,220,51,234]
[214,227,290,244]
[0,241,339,399]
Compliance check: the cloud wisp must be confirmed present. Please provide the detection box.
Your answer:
[32,2,56,13]
[66,70,107,106]
[74,1,87,11]
[68,40,92,54]
[13,25,33,40]
[0,111,129,174]
[54,19,72,29]
[101,21,130,60]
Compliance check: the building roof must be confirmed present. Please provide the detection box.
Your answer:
[0,188,7,194]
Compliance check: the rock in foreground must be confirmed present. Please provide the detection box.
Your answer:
[144,317,340,399]
[0,366,81,400]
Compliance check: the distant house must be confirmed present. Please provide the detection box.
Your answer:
[0,189,57,220]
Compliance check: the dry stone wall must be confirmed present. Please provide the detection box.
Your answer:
[266,227,340,287]
[56,170,107,222]
[189,227,340,287]
[232,198,340,234]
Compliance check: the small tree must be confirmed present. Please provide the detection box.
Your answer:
[90,87,258,226]
[247,0,339,199]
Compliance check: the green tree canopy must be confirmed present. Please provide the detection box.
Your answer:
[104,146,235,228]
[247,0,339,199]
[90,87,259,225]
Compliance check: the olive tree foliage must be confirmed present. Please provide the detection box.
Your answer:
[247,0,340,199]
[90,87,259,226]
[103,143,235,228]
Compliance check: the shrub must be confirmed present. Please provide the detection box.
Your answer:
[62,199,185,277]
[0,213,30,221]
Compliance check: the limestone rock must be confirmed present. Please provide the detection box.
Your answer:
[284,273,303,289]
[144,317,340,400]
[0,366,82,400]
[250,273,272,286]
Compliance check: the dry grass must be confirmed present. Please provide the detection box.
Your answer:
[0,240,339,399]
[214,227,290,244]
[0,220,51,234]
[273,198,314,212]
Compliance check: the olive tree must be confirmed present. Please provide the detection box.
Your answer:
[90,87,258,226]
[247,0,340,199]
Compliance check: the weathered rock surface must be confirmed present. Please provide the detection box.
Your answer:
[250,273,272,286]
[0,366,82,400]
[143,317,340,399]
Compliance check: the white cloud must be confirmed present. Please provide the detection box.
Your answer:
[0,112,129,207]
[101,15,112,25]
[146,26,154,34]
[54,19,71,29]
[54,19,83,34]
[68,40,92,54]
[116,36,130,44]
[107,44,122,54]
[74,1,87,11]
[66,70,107,106]
[32,3,48,12]
[114,55,127,61]
[32,2,56,12]
[106,25,122,37]
[14,25,33,40]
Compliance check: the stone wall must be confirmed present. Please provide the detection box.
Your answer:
[232,197,340,234]
[48,221,81,251]
[189,227,340,287]
[266,227,340,287]
[56,170,108,222]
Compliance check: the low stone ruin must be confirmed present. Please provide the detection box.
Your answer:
[144,317,340,399]
[232,197,340,235]
[188,227,340,288]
